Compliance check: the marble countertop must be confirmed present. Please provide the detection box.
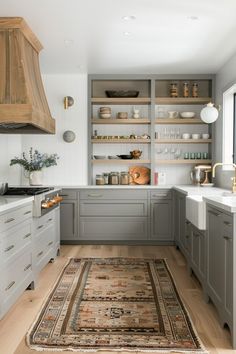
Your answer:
[0,196,34,214]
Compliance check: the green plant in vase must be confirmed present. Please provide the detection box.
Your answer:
[10,148,59,185]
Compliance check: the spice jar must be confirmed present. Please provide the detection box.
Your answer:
[170,82,178,98]
[96,174,105,185]
[103,172,109,185]
[120,172,129,185]
[108,172,119,185]
[192,82,198,98]
[183,82,189,98]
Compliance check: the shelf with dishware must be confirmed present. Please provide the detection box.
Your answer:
[92,118,151,124]
[92,139,151,144]
[92,159,151,165]
[155,139,212,144]
[155,118,205,124]
[156,159,212,165]
[155,97,211,105]
[91,98,151,105]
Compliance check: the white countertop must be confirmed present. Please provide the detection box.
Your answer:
[60,185,174,189]
[0,196,34,213]
[203,195,236,213]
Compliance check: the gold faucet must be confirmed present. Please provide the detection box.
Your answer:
[212,162,236,193]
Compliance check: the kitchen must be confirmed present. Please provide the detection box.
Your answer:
[1,1,236,353]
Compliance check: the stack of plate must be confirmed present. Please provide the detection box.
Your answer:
[99,107,111,119]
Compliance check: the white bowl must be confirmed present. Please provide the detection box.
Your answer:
[192,133,201,140]
[100,113,111,119]
[202,133,210,139]
[180,112,195,118]
[182,133,191,139]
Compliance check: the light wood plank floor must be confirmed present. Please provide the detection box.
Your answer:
[0,245,235,354]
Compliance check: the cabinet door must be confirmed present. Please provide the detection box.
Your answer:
[60,201,78,241]
[151,200,173,241]
[222,217,233,317]
[191,226,206,281]
[179,195,186,249]
[207,208,224,305]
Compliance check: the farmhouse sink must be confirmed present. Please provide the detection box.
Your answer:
[186,195,206,230]
[186,191,236,230]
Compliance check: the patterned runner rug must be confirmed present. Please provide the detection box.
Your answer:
[27,258,207,353]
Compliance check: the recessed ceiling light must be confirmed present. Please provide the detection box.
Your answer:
[123,31,132,36]
[122,15,136,21]
[187,16,199,21]
[64,39,74,47]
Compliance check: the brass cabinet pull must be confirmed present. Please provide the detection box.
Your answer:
[37,225,44,230]
[5,281,15,291]
[60,194,68,197]
[23,233,31,239]
[88,193,103,197]
[5,217,15,224]
[208,210,221,217]
[224,221,232,226]
[24,210,31,215]
[4,244,14,252]
[223,235,232,241]
[37,251,43,257]
[24,264,31,271]
[152,194,168,197]
[48,241,53,246]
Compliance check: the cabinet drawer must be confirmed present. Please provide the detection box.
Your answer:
[33,211,55,236]
[80,217,147,240]
[1,220,32,264]
[80,200,147,217]
[60,189,77,200]
[151,189,172,200]
[80,189,148,200]
[0,203,32,232]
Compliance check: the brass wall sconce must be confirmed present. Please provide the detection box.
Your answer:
[64,96,74,109]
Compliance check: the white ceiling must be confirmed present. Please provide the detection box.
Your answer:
[2,0,236,74]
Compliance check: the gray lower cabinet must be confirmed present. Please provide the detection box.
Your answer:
[190,225,206,283]
[151,200,173,241]
[206,204,235,347]
[60,189,78,242]
[173,191,186,250]
[79,190,148,240]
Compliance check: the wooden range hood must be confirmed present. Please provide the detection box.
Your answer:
[0,17,55,134]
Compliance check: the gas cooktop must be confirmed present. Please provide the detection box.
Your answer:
[4,187,54,196]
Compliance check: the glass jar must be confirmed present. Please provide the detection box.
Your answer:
[170,82,178,98]
[120,172,129,185]
[96,174,105,185]
[192,82,198,98]
[108,172,119,185]
[103,172,109,185]
[183,82,189,98]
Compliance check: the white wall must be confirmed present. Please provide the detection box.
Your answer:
[0,135,22,184]
[214,52,236,188]
[21,74,88,186]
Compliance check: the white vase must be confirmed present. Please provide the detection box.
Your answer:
[29,170,43,186]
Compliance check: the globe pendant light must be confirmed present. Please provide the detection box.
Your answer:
[200,102,219,123]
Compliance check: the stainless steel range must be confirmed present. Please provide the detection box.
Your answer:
[4,186,62,217]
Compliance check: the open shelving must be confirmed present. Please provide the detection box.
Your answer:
[88,75,214,185]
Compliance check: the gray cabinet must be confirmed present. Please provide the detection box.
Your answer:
[151,200,173,241]
[190,225,206,283]
[60,189,78,242]
[173,191,186,250]
[79,189,148,241]
[206,205,235,347]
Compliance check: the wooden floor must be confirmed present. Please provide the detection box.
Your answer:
[0,245,235,354]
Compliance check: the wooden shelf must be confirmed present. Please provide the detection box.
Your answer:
[92,139,150,144]
[92,118,151,124]
[155,118,205,124]
[92,159,151,164]
[155,139,212,144]
[91,97,151,105]
[156,159,212,165]
[155,97,211,105]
